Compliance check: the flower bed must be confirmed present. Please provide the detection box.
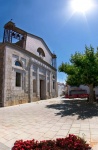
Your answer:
[12,134,91,150]
[65,94,89,99]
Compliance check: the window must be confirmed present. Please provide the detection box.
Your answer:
[15,61,22,67]
[53,81,55,89]
[53,75,55,79]
[16,72,21,87]
[37,48,45,59]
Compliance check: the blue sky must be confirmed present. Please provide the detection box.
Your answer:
[0,0,98,83]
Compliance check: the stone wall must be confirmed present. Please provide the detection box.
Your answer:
[0,45,4,106]
[4,46,29,106]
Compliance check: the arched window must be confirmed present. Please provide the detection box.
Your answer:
[53,75,55,79]
[15,61,22,67]
[37,48,45,58]
[15,61,22,87]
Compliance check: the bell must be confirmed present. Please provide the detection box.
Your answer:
[17,34,20,37]
[12,32,15,36]
[22,36,24,40]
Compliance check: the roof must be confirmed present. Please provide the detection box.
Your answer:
[4,21,27,35]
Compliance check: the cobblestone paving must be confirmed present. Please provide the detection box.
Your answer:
[0,97,98,149]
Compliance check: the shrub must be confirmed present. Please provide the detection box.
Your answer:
[12,134,91,150]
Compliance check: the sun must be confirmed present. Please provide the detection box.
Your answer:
[71,0,94,14]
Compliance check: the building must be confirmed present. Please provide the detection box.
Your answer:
[67,84,98,97]
[0,21,57,107]
[57,82,65,96]
[67,85,89,95]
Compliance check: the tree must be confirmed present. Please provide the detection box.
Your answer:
[58,46,98,103]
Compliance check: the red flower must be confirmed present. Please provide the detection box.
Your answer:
[12,134,91,150]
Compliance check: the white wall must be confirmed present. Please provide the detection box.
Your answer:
[68,85,98,95]
[94,87,98,95]
[79,85,89,94]
[26,35,52,65]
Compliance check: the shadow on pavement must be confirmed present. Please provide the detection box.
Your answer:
[46,99,98,120]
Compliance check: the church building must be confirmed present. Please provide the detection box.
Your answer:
[0,21,57,107]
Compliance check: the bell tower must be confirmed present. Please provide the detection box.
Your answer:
[3,21,27,49]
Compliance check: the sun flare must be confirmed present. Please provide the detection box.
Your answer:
[71,0,94,14]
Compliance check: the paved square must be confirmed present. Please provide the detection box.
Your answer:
[0,97,98,149]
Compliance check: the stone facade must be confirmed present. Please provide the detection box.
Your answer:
[0,45,5,106]
[0,21,57,107]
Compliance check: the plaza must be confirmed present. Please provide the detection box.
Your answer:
[0,97,98,149]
